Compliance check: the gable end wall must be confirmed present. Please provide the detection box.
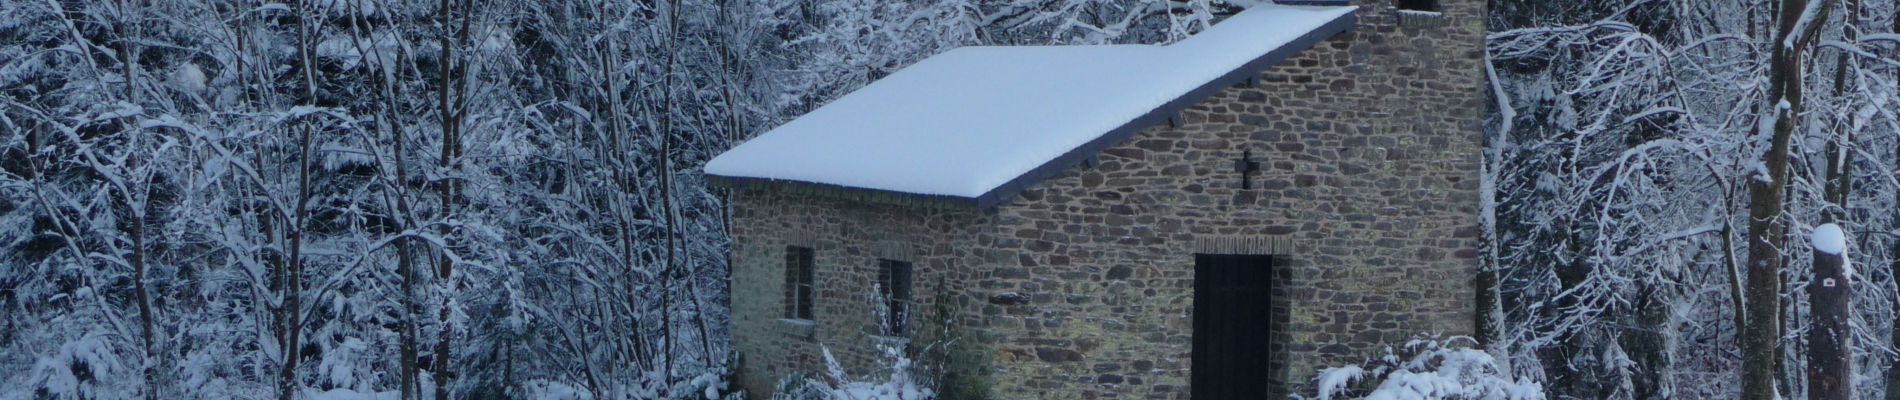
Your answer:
[966,1,1485,398]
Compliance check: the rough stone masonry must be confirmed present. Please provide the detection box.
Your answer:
[724,0,1484,398]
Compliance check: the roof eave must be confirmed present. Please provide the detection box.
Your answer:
[1274,0,1353,6]
[707,174,984,210]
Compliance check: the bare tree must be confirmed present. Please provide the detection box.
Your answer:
[1741,1,1834,398]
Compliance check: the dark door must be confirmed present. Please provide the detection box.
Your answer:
[1191,254,1275,399]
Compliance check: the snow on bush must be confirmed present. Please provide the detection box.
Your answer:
[25,334,132,400]
[508,365,736,400]
[773,344,933,400]
[1317,365,1366,400]
[770,284,935,399]
[655,367,738,400]
[303,388,399,400]
[520,380,594,400]
[1314,336,1543,400]
[620,360,741,400]
[317,338,370,391]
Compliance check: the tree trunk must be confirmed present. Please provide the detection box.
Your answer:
[1741,0,1832,399]
[1889,99,1900,400]
[400,243,419,400]
[1808,229,1852,399]
[687,252,715,360]
[1888,7,1900,400]
[280,124,314,400]
[1621,286,1675,399]
[279,0,322,394]
[1724,192,1747,337]
[116,0,137,105]
[361,18,424,398]
[658,0,685,381]
[390,93,421,400]
[431,0,474,397]
[1889,171,1900,400]
[1823,0,1860,224]
[1540,253,1591,395]
[115,1,159,398]
[604,39,653,374]
[1477,53,1510,350]
[131,204,157,400]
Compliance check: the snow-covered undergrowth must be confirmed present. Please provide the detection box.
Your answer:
[1314,336,1543,400]
[640,365,742,400]
[23,334,129,400]
[767,285,963,400]
[512,365,738,400]
[773,344,932,400]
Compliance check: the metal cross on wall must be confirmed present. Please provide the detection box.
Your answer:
[1234,149,1262,190]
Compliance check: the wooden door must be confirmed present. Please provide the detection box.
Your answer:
[1191,254,1275,399]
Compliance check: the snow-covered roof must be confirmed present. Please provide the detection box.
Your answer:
[705,3,1357,208]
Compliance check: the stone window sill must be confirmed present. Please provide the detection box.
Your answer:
[778,318,816,339]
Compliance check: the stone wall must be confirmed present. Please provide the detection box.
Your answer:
[727,188,988,395]
[963,0,1486,398]
[726,0,1484,397]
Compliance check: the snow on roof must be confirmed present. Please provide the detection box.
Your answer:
[705,4,1357,206]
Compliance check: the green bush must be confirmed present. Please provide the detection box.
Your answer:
[912,282,992,400]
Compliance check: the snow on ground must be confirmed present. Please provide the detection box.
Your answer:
[1314,338,1543,400]
[305,388,399,400]
[520,380,593,400]
[704,4,1355,198]
[30,336,125,399]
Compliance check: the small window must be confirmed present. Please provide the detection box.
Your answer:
[784,247,815,320]
[1398,0,1438,12]
[877,259,914,336]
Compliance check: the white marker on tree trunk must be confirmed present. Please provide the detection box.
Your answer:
[1808,222,1852,400]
